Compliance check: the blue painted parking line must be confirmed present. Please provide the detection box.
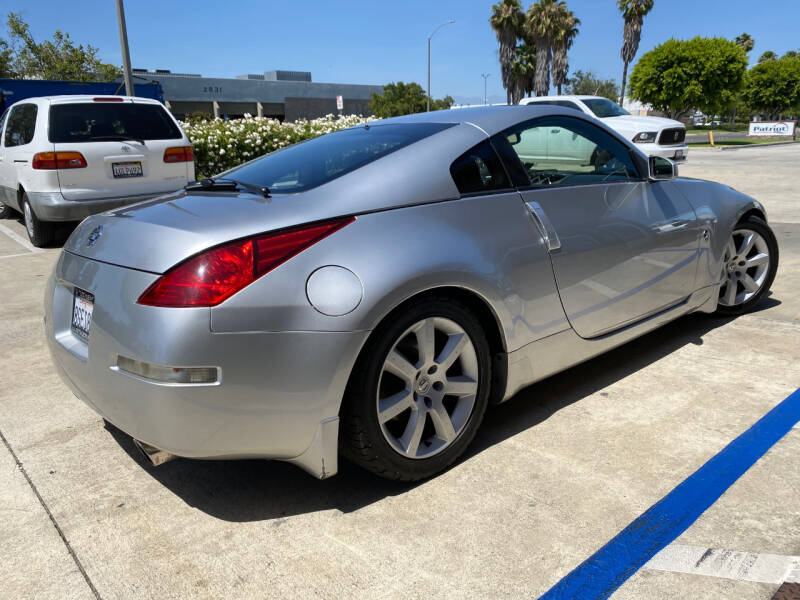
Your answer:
[538,388,800,600]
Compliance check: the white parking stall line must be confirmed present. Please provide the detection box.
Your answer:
[0,223,43,254]
[0,252,37,260]
[643,544,800,584]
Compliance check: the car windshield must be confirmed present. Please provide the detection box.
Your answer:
[582,98,630,118]
[225,122,454,194]
[49,103,183,143]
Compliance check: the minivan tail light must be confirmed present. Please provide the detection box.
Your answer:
[32,152,87,169]
[137,216,355,307]
[163,146,194,163]
[93,97,124,102]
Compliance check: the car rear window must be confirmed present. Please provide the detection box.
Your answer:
[226,122,455,194]
[48,102,183,143]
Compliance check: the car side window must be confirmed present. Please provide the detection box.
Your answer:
[4,104,38,147]
[449,139,510,195]
[493,115,639,188]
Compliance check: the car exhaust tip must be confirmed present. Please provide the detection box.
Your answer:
[133,439,176,467]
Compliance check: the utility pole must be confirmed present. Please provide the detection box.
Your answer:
[481,73,491,105]
[115,0,134,96]
[427,20,455,111]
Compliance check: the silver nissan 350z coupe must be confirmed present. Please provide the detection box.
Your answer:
[45,106,778,481]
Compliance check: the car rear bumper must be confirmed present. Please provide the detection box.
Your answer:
[44,251,369,478]
[29,189,184,222]
[637,144,690,162]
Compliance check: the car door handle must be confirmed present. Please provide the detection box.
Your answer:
[525,200,562,252]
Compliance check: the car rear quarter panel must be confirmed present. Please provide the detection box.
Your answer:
[210,192,569,353]
[672,177,767,289]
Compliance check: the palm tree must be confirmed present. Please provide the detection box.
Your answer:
[490,0,524,104]
[734,32,754,54]
[551,9,580,95]
[527,0,568,97]
[618,0,654,106]
[511,43,536,102]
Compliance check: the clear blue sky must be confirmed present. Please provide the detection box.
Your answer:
[4,0,798,104]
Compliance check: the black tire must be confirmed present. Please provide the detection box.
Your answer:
[22,195,55,248]
[340,296,492,481]
[0,201,16,219]
[715,215,778,316]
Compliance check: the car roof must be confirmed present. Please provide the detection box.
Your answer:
[14,95,162,106]
[367,104,587,137]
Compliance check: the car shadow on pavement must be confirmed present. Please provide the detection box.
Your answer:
[104,301,780,523]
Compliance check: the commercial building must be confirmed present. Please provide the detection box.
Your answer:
[132,68,383,121]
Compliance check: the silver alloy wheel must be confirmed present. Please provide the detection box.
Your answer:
[376,317,479,459]
[23,201,35,239]
[718,227,770,306]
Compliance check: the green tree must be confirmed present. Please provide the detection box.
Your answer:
[744,56,800,119]
[564,70,620,101]
[368,82,453,118]
[618,0,655,105]
[511,43,536,101]
[757,50,777,63]
[734,32,754,53]
[628,37,748,119]
[6,12,120,81]
[551,9,580,95]
[783,50,800,60]
[0,38,14,77]
[489,0,524,105]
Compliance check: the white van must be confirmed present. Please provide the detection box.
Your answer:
[0,95,194,246]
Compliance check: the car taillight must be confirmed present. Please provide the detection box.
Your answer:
[137,216,355,307]
[163,146,194,163]
[93,97,124,102]
[32,152,87,169]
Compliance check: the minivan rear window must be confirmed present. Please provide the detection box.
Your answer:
[226,122,454,194]
[48,103,182,143]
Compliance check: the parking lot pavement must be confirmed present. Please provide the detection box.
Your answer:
[0,145,798,600]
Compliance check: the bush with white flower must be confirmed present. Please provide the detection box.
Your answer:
[181,114,375,178]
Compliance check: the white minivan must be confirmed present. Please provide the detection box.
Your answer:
[0,95,194,246]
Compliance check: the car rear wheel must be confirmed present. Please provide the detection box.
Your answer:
[340,297,491,481]
[22,195,55,248]
[715,215,778,316]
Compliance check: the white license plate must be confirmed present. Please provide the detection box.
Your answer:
[112,161,143,178]
[71,288,94,341]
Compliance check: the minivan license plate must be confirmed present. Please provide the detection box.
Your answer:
[71,288,94,341]
[112,161,143,178]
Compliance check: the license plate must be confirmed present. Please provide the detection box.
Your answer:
[112,161,143,178]
[71,288,94,341]
[674,150,684,159]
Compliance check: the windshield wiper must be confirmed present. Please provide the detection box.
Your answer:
[184,178,270,198]
[87,135,146,145]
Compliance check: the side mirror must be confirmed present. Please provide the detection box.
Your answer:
[649,156,676,180]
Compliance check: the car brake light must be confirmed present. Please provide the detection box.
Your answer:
[32,152,88,169]
[137,216,355,307]
[93,97,124,102]
[163,146,194,163]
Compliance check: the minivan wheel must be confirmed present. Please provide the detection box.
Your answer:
[22,195,55,247]
[340,296,491,481]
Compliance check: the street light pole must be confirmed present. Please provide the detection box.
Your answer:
[115,0,134,97]
[481,73,491,105]
[427,20,455,112]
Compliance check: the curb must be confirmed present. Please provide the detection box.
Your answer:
[692,141,799,151]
